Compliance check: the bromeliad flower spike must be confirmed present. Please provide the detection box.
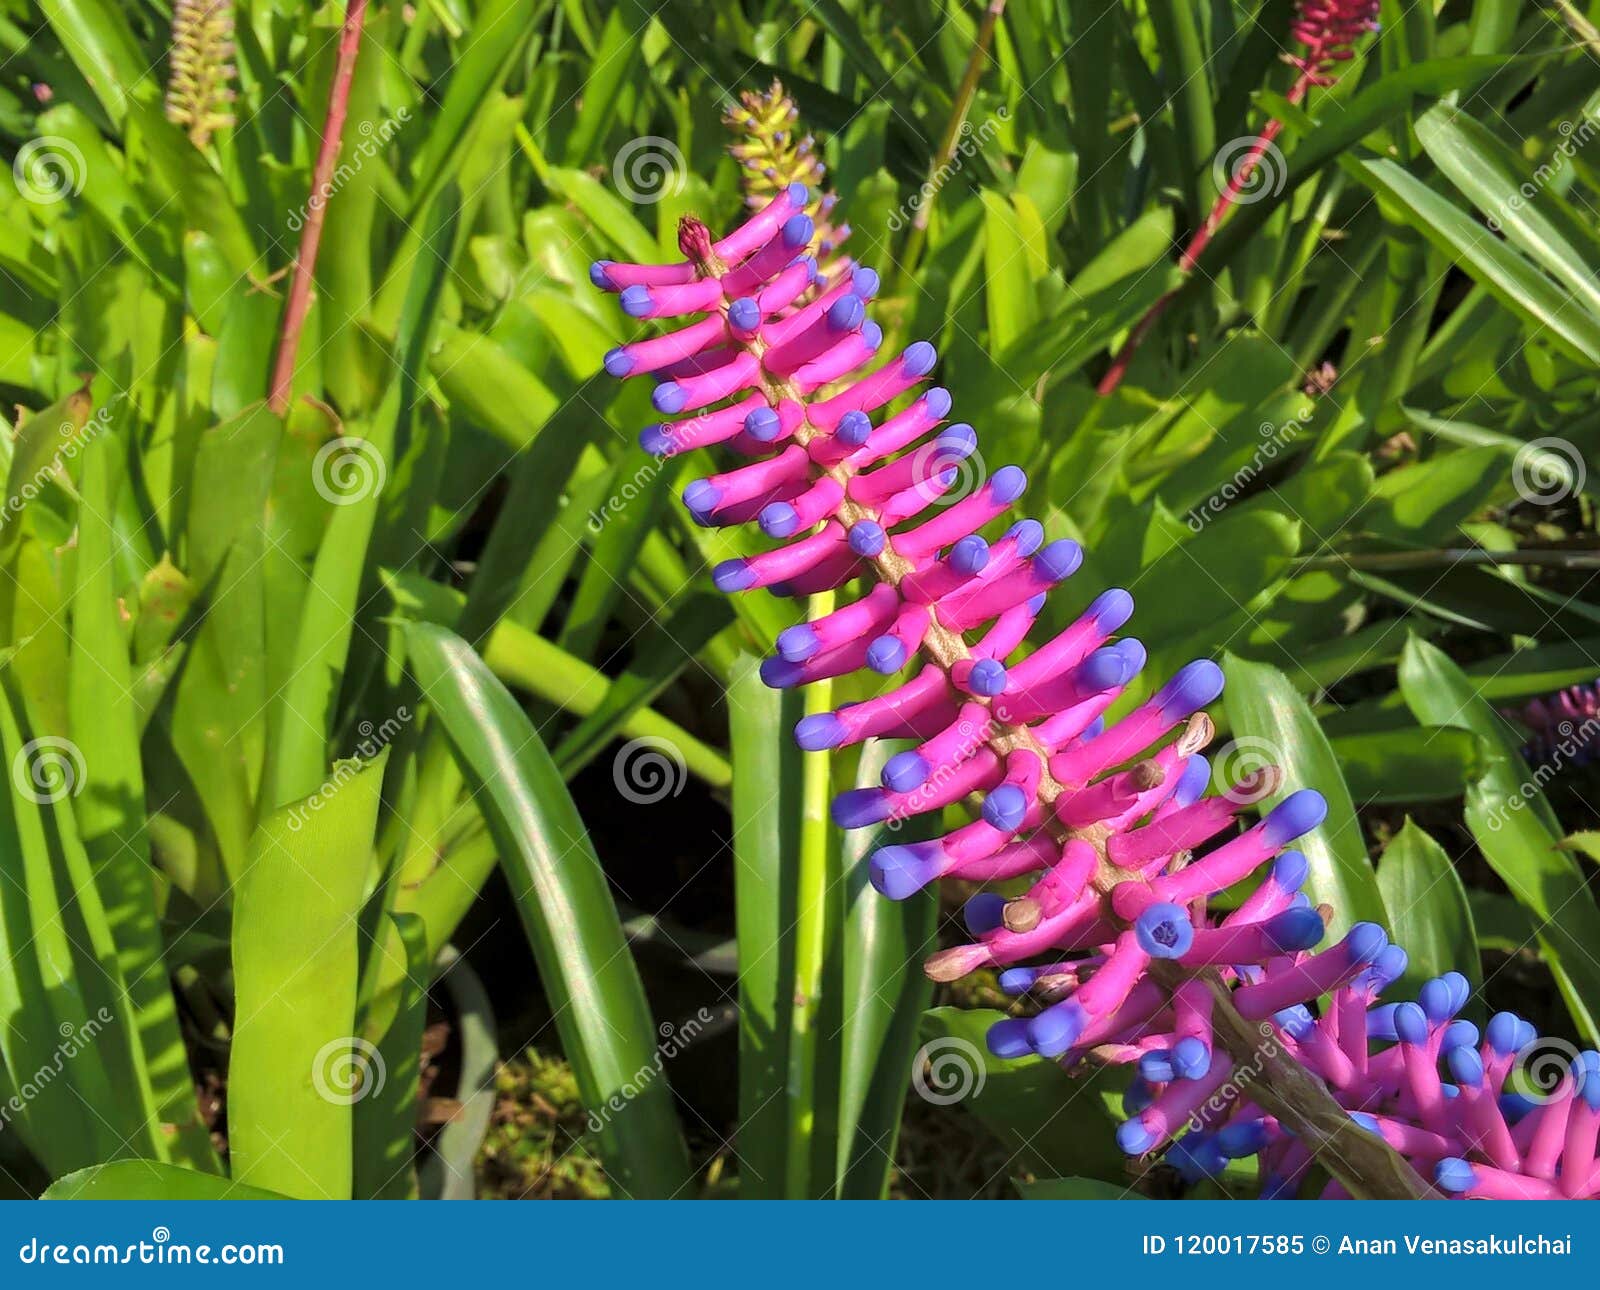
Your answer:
[591,187,1599,1200]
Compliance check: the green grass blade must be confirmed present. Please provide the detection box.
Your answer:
[1376,818,1481,1004]
[44,1164,287,1200]
[404,621,692,1197]
[354,912,429,1199]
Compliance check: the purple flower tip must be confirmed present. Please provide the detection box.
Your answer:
[1124,1078,1157,1115]
[902,341,937,377]
[1515,1017,1539,1051]
[848,519,885,556]
[949,534,990,575]
[682,479,720,517]
[1028,1000,1088,1057]
[712,559,756,592]
[881,751,929,793]
[924,387,953,418]
[759,501,800,537]
[1090,587,1135,632]
[1116,1118,1161,1156]
[1393,1001,1430,1046]
[1371,943,1408,988]
[1140,1050,1177,1083]
[861,321,883,350]
[760,655,804,688]
[776,623,819,662]
[1006,518,1045,556]
[1418,977,1458,1023]
[968,658,1007,696]
[603,346,633,377]
[1173,1036,1211,1080]
[1266,906,1325,953]
[781,214,815,249]
[865,635,908,674]
[850,266,880,299]
[1156,659,1226,720]
[998,967,1037,994]
[728,297,762,331]
[989,465,1027,505]
[1442,1020,1479,1052]
[836,409,872,446]
[1174,754,1210,806]
[653,381,686,414]
[745,406,782,440]
[620,284,653,317]
[1448,1044,1484,1087]
[986,1017,1033,1059]
[963,892,1006,935]
[1435,1158,1477,1194]
[1442,971,1470,1014]
[876,851,934,896]
[1218,1120,1271,1158]
[828,293,865,331]
[1080,646,1132,693]
[1134,902,1195,959]
[589,260,615,289]
[1272,849,1309,891]
[1262,788,1327,848]
[1579,1054,1600,1110]
[1345,922,1388,966]
[981,783,1028,831]
[786,181,809,206]
[1034,539,1083,583]
[937,423,979,457]
[1487,1012,1523,1056]
[1275,1004,1317,1040]
[832,788,890,829]
[639,424,672,455]
[794,713,847,751]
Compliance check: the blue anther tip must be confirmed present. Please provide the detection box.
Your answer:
[861,321,883,350]
[653,382,686,414]
[1027,1001,1086,1057]
[1035,539,1083,583]
[1157,659,1225,720]
[620,285,653,317]
[848,520,885,556]
[902,341,937,376]
[1139,1050,1177,1084]
[1393,1001,1430,1046]
[589,260,614,289]
[1487,1013,1522,1055]
[1372,943,1408,987]
[1090,587,1136,632]
[786,181,809,206]
[782,214,814,248]
[986,1017,1033,1060]
[837,409,872,446]
[639,424,672,455]
[866,636,908,674]
[712,560,755,593]
[881,751,929,794]
[1217,1120,1270,1158]
[937,424,978,456]
[1263,788,1328,848]
[682,479,720,516]
[728,297,762,332]
[868,846,934,900]
[831,788,889,830]
[1134,902,1194,959]
[603,347,634,377]
[968,658,1007,696]
[745,406,782,440]
[828,294,865,331]
[1442,1020,1479,1052]
[850,266,880,299]
[1419,977,1457,1023]
[759,502,800,538]
[1275,1004,1316,1040]
[1447,1045,1485,1087]
[1079,647,1130,694]
[1116,1118,1161,1157]
[794,713,846,751]
[990,464,1027,504]
[1272,850,1309,891]
[1267,906,1325,953]
[981,783,1028,832]
[1172,1036,1211,1080]
[997,967,1037,995]
[759,655,804,689]
[1174,755,1210,806]
[1007,518,1045,556]
[1442,971,1470,1014]
[924,387,953,418]
[962,892,1006,935]
[776,623,819,662]
[950,535,990,575]
[1345,922,1388,966]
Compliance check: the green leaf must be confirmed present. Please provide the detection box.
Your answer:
[1398,635,1600,1042]
[228,751,388,1198]
[1376,819,1480,1003]
[404,621,692,1197]
[1019,1177,1144,1200]
[354,913,429,1200]
[1221,654,1388,939]
[44,1164,287,1201]
[1330,726,1491,804]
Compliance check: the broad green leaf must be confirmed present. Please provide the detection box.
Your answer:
[1331,726,1491,804]
[45,1164,286,1201]
[1376,819,1480,1003]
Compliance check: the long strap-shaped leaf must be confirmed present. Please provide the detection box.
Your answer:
[404,622,692,1198]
